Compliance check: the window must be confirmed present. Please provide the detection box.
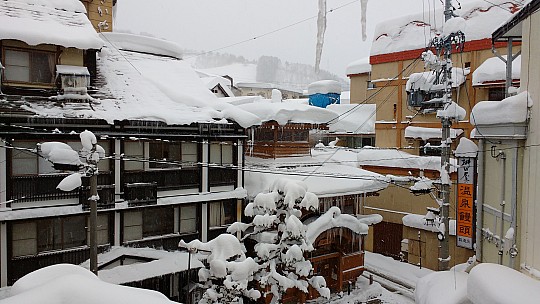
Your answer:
[36,215,86,252]
[420,140,442,156]
[12,222,37,257]
[3,48,56,84]
[209,200,236,228]
[210,142,233,165]
[488,87,506,101]
[179,204,198,234]
[147,141,198,169]
[142,207,174,237]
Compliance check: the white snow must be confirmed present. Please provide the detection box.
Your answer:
[346,57,371,75]
[307,80,342,95]
[437,102,467,121]
[365,251,433,288]
[101,32,184,60]
[468,263,540,304]
[360,0,369,41]
[0,0,103,50]
[409,177,433,192]
[355,147,457,172]
[315,0,327,73]
[55,65,90,76]
[1,264,176,304]
[415,270,470,304]
[237,99,337,125]
[455,137,478,158]
[305,206,369,244]
[180,234,244,262]
[79,246,204,285]
[406,68,469,93]
[200,75,235,97]
[405,126,463,141]
[326,104,376,134]
[47,148,82,166]
[371,0,522,56]
[470,91,532,125]
[472,55,521,85]
[443,17,467,36]
[56,173,83,191]
[402,213,456,236]
[79,130,97,150]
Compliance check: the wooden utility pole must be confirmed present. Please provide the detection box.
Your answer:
[89,143,98,275]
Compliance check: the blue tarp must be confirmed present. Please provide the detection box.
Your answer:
[309,93,340,108]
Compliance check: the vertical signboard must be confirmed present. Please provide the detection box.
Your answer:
[456,157,476,249]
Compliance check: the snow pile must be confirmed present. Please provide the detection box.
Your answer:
[306,206,369,244]
[2,264,176,304]
[180,234,261,304]
[326,104,376,134]
[455,137,478,158]
[406,68,470,92]
[409,177,433,192]
[365,251,433,288]
[437,102,467,120]
[79,246,204,285]
[245,155,387,199]
[101,32,184,60]
[405,126,463,140]
[470,91,532,125]
[415,270,470,304]
[356,147,456,172]
[472,55,521,85]
[346,57,371,75]
[402,213,456,236]
[468,263,540,304]
[443,17,467,36]
[0,0,103,49]
[237,99,337,125]
[307,80,342,95]
[371,0,522,56]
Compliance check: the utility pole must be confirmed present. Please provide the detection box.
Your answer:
[89,143,98,275]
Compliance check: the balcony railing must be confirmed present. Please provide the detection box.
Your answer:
[208,167,237,187]
[123,167,200,191]
[8,172,113,207]
[124,182,157,207]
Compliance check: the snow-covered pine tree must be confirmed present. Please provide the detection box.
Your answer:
[228,178,330,303]
[179,234,261,304]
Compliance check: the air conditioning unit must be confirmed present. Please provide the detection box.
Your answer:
[56,65,90,95]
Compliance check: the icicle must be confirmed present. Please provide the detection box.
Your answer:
[360,0,369,41]
[315,0,327,74]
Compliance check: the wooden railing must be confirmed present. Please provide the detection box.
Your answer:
[9,172,113,207]
[123,167,200,191]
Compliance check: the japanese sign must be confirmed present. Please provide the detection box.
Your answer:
[456,157,476,249]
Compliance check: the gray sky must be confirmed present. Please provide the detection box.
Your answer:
[115,0,439,77]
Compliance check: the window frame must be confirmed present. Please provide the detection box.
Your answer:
[208,200,236,228]
[2,47,57,86]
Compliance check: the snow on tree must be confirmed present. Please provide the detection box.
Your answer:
[228,178,330,303]
[179,234,261,304]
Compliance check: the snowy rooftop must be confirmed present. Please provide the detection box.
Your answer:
[1,264,176,304]
[346,57,371,75]
[355,147,456,172]
[307,80,342,95]
[237,99,338,125]
[101,32,184,59]
[0,0,103,49]
[245,152,388,198]
[326,104,376,134]
[472,55,521,86]
[470,91,532,125]
[404,126,463,140]
[19,34,261,128]
[371,0,521,56]
[80,246,204,285]
[200,75,235,97]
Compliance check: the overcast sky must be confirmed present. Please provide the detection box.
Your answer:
[115,0,441,77]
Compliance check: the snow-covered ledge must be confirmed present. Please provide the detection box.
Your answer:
[470,91,532,139]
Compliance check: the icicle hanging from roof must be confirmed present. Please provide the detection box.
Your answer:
[315,0,327,74]
[360,0,368,41]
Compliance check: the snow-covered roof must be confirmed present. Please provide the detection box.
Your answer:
[472,55,521,85]
[307,80,342,95]
[237,82,304,94]
[0,0,103,49]
[470,91,532,125]
[245,153,388,198]
[200,75,235,97]
[20,35,261,128]
[237,99,338,125]
[326,104,376,134]
[371,0,521,56]
[101,32,184,59]
[55,65,90,76]
[346,57,371,75]
[198,63,258,85]
[2,264,176,304]
[79,246,203,285]
[404,126,463,140]
[356,147,456,172]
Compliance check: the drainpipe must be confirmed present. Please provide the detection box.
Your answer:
[498,150,506,265]
[509,145,519,269]
[476,139,485,261]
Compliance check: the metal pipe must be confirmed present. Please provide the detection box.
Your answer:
[509,145,519,268]
[505,38,513,98]
[476,139,485,261]
[498,151,506,265]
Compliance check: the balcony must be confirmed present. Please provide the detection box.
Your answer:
[8,172,113,208]
[123,167,200,191]
[208,167,237,187]
[124,182,157,207]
